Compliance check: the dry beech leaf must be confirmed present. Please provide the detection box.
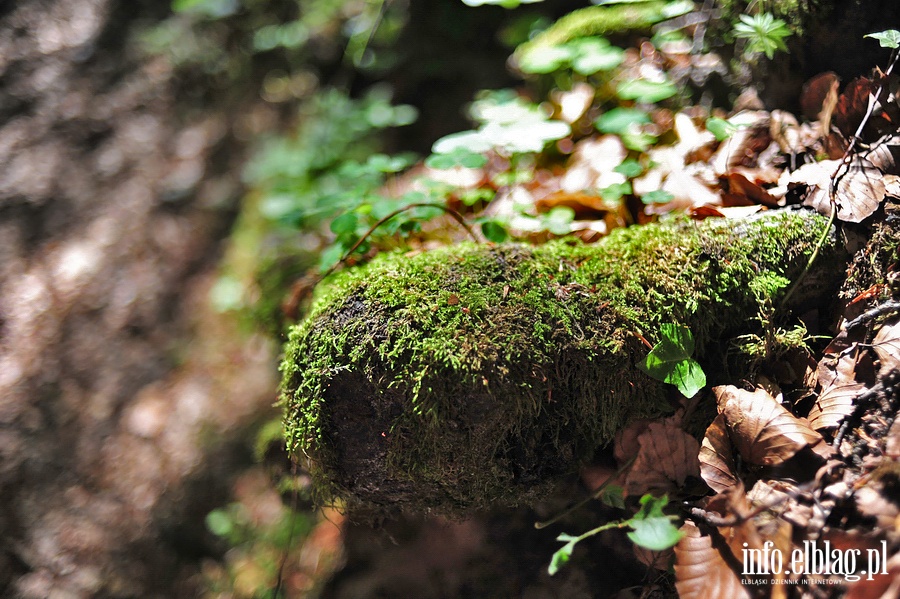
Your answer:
[721,171,780,207]
[535,191,609,220]
[807,382,865,430]
[674,520,751,599]
[872,319,900,375]
[715,386,822,466]
[800,72,840,133]
[699,414,740,494]
[614,417,654,466]
[786,157,886,223]
[624,416,701,498]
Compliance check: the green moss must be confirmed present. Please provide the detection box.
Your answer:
[280,210,839,512]
[515,2,677,63]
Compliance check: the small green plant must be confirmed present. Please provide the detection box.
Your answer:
[549,494,683,575]
[733,12,792,59]
[639,323,707,398]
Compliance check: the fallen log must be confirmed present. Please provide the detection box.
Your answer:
[281,208,845,512]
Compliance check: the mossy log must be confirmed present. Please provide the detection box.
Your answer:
[281,209,844,512]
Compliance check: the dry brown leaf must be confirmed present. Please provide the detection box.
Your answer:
[715,386,822,466]
[785,156,886,223]
[865,135,900,175]
[872,319,900,376]
[614,417,654,466]
[534,191,610,220]
[624,416,701,497]
[710,110,771,174]
[674,520,751,599]
[721,171,780,207]
[808,382,865,430]
[817,338,863,390]
[699,414,739,494]
[560,135,626,192]
[800,72,840,134]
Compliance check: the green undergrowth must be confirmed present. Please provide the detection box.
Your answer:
[281,209,839,512]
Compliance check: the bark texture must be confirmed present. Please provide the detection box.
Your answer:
[0,2,276,596]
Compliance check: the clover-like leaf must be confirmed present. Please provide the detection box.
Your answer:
[626,494,683,551]
[640,323,706,397]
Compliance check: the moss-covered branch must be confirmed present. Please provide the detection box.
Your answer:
[281,209,844,512]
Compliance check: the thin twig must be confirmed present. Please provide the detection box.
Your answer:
[321,202,481,280]
[535,455,638,530]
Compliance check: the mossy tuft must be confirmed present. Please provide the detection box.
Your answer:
[280,209,840,512]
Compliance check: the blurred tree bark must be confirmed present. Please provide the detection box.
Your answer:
[0,1,279,596]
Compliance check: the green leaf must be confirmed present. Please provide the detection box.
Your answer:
[639,323,707,397]
[616,79,678,103]
[733,13,791,59]
[548,535,578,575]
[543,206,575,235]
[205,509,234,537]
[426,147,488,169]
[329,212,358,236]
[866,30,900,49]
[626,495,683,551]
[481,219,509,243]
[599,485,626,510]
[594,107,651,134]
[599,182,632,202]
[568,38,625,75]
[614,158,644,178]
[705,117,738,141]
[641,189,674,204]
[518,45,573,74]
[317,243,347,273]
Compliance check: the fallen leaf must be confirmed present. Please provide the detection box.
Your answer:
[721,171,780,207]
[872,318,900,375]
[624,416,702,497]
[674,520,751,599]
[535,191,610,220]
[699,414,740,494]
[784,157,886,223]
[807,382,865,430]
[800,72,840,133]
[715,386,822,466]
